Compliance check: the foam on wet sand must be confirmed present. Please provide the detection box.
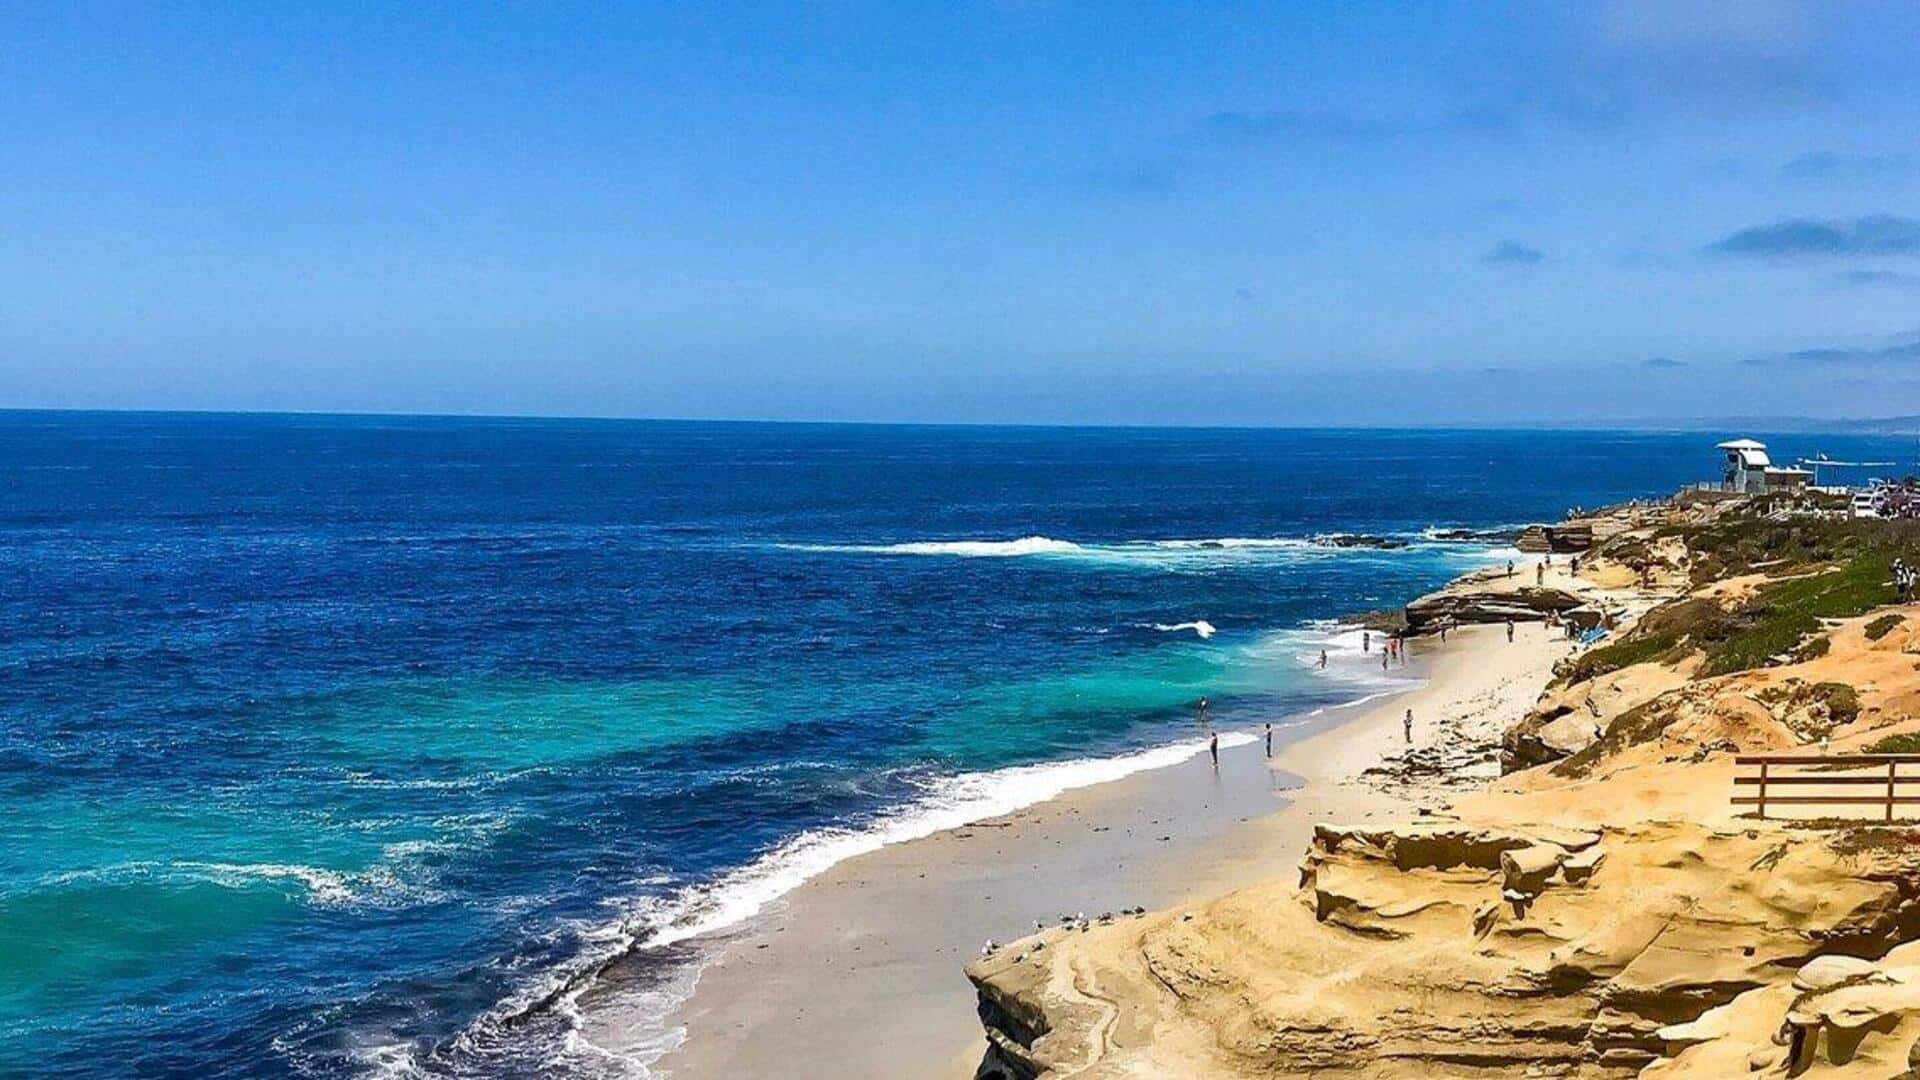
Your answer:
[650,621,1567,1078]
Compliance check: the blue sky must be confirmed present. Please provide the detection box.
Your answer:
[4,1,1919,424]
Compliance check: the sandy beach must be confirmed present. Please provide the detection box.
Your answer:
[652,620,1572,1078]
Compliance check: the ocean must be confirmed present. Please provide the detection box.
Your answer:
[3,414,1906,1078]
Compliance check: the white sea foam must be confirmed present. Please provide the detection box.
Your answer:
[1152,620,1217,639]
[38,860,433,908]
[773,533,1483,571]
[780,535,1084,557]
[374,610,1465,1076]
[414,731,1257,1078]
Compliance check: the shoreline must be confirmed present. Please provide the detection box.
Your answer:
[645,619,1571,1078]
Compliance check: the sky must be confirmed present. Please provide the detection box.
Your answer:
[3,1,1920,426]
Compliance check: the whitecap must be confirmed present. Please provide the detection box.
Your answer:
[1152,620,1217,639]
[779,535,1083,557]
[772,532,1504,571]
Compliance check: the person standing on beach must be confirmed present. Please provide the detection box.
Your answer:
[1403,708,1413,743]
[1264,722,1272,757]
[1506,559,1514,579]
[1362,631,1370,653]
[1381,649,1389,671]
[1506,619,1515,643]
[1209,731,1219,767]
[1535,561,1544,586]
[1318,649,1327,669]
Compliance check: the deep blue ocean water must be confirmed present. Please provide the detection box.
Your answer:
[5,414,1912,1077]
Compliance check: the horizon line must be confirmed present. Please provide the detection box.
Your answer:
[3,405,1914,436]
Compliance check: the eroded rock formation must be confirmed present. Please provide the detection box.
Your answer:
[970,818,1920,1078]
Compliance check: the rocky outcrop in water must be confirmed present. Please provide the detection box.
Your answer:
[1313,532,1409,550]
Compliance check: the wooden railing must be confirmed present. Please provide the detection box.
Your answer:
[1734,754,1920,821]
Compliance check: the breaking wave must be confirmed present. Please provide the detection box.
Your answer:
[779,536,1083,557]
[774,533,1509,570]
[398,732,1257,1078]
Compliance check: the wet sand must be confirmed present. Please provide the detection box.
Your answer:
[650,622,1568,1078]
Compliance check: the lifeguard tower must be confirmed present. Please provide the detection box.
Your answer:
[1717,439,1811,495]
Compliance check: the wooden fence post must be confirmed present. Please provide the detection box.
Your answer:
[1758,760,1768,820]
[1889,760,1899,823]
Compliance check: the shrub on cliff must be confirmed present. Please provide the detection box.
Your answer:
[1672,517,1920,587]
[1868,731,1920,755]
[1865,613,1905,641]
[1810,682,1860,727]
[1699,554,1894,676]
[1555,597,1730,685]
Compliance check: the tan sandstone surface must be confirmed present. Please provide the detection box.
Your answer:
[970,507,1920,1079]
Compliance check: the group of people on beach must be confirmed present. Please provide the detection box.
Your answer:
[1200,619,1429,773]
[1361,629,1410,670]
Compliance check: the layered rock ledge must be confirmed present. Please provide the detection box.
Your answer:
[967,492,1920,1079]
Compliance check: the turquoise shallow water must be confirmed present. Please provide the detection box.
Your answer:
[7,415,1903,1077]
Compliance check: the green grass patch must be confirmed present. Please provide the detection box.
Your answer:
[1558,632,1683,684]
[1697,554,1896,677]
[1791,634,1831,662]
[1554,597,1736,685]
[1866,613,1905,641]
[1867,732,1920,755]
[1668,517,1920,587]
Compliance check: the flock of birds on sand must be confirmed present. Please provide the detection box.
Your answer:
[981,907,1149,957]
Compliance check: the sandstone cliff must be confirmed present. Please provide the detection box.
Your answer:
[969,499,1920,1079]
